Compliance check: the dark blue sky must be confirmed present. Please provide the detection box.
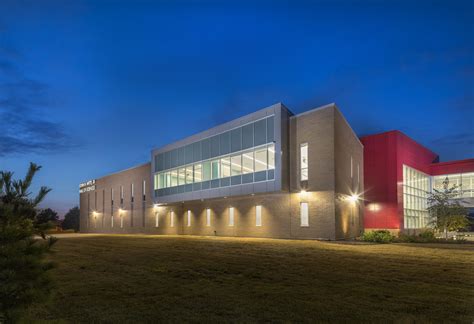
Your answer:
[1,0,473,215]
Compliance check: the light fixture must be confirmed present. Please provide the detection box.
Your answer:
[348,194,359,203]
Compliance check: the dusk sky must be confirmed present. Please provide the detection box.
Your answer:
[1,0,473,216]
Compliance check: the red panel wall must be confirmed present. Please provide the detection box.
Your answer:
[430,159,474,175]
[360,131,438,230]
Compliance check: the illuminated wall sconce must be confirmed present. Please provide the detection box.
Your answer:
[300,189,307,199]
[347,194,360,203]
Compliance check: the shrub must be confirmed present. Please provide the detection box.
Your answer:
[361,230,394,243]
[400,230,434,242]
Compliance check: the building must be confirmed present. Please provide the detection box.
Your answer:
[79,103,364,240]
[361,130,474,233]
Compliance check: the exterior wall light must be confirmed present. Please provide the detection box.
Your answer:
[347,194,359,203]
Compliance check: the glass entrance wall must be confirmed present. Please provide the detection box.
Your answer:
[403,165,430,229]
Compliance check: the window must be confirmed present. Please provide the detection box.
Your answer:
[154,174,159,190]
[185,166,193,183]
[187,210,191,227]
[256,205,262,226]
[170,169,178,187]
[170,211,174,227]
[143,180,146,201]
[111,214,114,228]
[300,143,308,181]
[156,173,165,189]
[300,202,309,227]
[178,168,186,185]
[131,183,134,198]
[242,151,254,174]
[206,208,211,226]
[165,172,171,188]
[254,147,267,172]
[203,161,211,181]
[231,154,242,176]
[120,186,124,204]
[403,165,429,229]
[155,211,159,227]
[229,207,234,226]
[221,156,231,177]
[194,164,202,182]
[120,213,124,228]
[268,144,275,170]
[211,160,220,180]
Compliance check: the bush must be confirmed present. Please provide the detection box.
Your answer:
[398,230,437,243]
[361,230,394,243]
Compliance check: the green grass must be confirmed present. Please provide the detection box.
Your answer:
[22,235,474,323]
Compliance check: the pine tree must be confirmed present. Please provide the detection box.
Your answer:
[0,163,57,321]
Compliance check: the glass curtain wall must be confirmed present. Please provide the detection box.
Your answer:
[155,143,275,189]
[403,165,430,229]
[433,172,474,198]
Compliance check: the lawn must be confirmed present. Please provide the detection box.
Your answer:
[22,235,474,323]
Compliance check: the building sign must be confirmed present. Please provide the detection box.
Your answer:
[79,179,96,193]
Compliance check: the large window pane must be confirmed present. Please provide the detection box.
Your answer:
[185,144,193,164]
[242,151,254,174]
[242,124,254,149]
[193,141,201,162]
[194,164,202,182]
[254,147,267,172]
[185,166,193,183]
[170,169,178,187]
[231,128,242,152]
[211,160,220,179]
[221,156,231,177]
[268,144,275,170]
[231,154,242,176]
[203,161,211,181]
[178,168,186,185]
[201,139,211,160]
[254,119,266,146]
[211,135,220,158]
[178,147,185,166]
[159,173,165,189]
[171,149,178,168]
[267,116,274,142]
[220,131,231,155]
[165,172,171,188]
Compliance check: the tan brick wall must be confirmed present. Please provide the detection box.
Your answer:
[289,105,337,239]
[80,104,363,240]
[334,107,364,239]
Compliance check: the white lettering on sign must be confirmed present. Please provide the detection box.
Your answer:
[79,179,96,193]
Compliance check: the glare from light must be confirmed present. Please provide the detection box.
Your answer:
[348,194,359,203]
[300,189,307,198]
